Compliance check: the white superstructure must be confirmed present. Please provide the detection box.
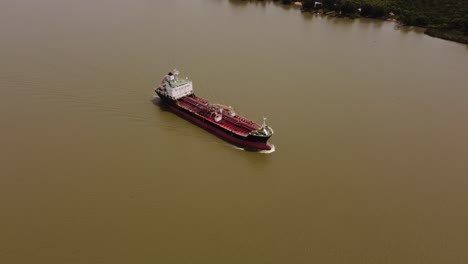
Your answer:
[159,69,194,100]
[166,80,193,99]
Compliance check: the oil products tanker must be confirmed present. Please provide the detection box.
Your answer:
[154,70,273,150]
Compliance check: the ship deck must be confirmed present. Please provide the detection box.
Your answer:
[176,95,261,137]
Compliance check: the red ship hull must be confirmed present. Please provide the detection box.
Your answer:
[156,92,272,151]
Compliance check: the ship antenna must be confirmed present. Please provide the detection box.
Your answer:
[262,117,267,128]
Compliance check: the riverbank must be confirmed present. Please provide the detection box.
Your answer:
[250,0,468,45]
[303,9,468,45]
[425,28,468,45]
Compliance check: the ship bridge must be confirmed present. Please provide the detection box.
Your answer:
[162,70,193,100]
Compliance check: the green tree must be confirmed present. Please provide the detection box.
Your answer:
[360,4,374,17]
[372,6,385,18]
[302,0,316,11]
[322,0,337,11]
[414,14,429,26]
[340,1,356,14]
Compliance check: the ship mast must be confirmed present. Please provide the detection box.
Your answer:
[262,117,268,128]
[172,69,180,82]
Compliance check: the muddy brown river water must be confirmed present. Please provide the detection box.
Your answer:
[1,0,467,263]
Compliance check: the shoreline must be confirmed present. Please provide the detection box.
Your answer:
[242,0,468,45]
[295,7,468,45]
[307,10,468,45]
[424,28,468,45]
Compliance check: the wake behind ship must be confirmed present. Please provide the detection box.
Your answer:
[154,70,274,151]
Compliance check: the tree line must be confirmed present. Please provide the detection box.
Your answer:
[275,0,468,34]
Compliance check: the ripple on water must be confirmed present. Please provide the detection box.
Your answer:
[232,144,275,154]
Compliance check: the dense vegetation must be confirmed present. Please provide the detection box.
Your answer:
[252,0,468,43]
[303,1,468,32]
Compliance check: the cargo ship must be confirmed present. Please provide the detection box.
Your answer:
[154,70,274,150]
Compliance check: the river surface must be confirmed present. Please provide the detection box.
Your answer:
[1,0,467,263]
